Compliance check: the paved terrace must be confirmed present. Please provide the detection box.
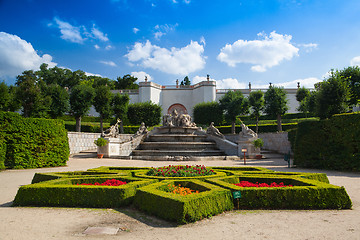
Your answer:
[0,151,359,240]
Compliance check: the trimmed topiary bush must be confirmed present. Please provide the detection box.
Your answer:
[127,101,162,126]
[134,179,234,224]
[193,101,223,125]
[292,113,360,171]
[0,111,69,169]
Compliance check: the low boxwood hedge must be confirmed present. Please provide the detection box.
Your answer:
[206,175,351,209]
[14,176,157,208]
[134,179,234,224]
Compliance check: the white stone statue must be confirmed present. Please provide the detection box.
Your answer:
[133,122,148,137]
[162,109,196,127]
[206,122,224,138]
[239,122,257,139]
[102,119,121,138]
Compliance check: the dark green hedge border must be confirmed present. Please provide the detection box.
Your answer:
[206,175,351,209]
[0,111,69,169]
[134,179,233,224]
[14,176,157,208]
[13,166,352,224]
[216,123,298,134]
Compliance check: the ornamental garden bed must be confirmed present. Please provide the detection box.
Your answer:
[13,165,352,224]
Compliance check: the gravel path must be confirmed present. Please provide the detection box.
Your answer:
[1,152,359,240]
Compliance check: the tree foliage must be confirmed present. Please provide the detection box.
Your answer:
[180,76,191,86]
[0,81,10,111]
[248,90,265,133]
[337,66,360,107]
[115,74,139,89]
[315,72,350,119]
[296,87,310,102]
[127,102,162,126]
[264,86,289,131]
[70,84,95,132]
[112,93,130,123]
[219,91,249,134]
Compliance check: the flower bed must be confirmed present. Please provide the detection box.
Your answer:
[165,184,199,196]
[77,179,127,186]
[146,165,215,177]
[234,181,293,188]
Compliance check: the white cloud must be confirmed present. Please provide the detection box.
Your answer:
[217,31,299,72]
[200,36,206,46]
[94,44,100,49]
[99,60,117,67]
[54,17,85,43]
[105,45,113,50]
[184,0,191,3]
[154,23,178,40]
[131,71,152,82]
[350,56,360,66]
[91,24,109,42]
[125,40,206,75]
[85,72,102,77]
[133,27,140,34]
[298,43,318,53]
[0,32,57,78]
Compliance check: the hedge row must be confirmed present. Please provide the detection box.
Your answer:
[14,176,157,208]
[65,123,140,134]
[0,136,6,170]
[207,175,352,209]
[13,166,352,224]
[216,123,298,134]
[134,179,234,224]
[238,113,316,121]
[0,111,69,169]
[292,113,360,171]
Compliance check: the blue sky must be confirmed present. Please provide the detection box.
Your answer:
[1,0,360,89]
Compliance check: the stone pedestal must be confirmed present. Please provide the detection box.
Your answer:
[97,137,121,158]
[237,137,260,158]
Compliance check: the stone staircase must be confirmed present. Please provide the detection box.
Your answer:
[131,127,225,157]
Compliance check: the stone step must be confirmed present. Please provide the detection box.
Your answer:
[131,149,225,156]
[147,134,209,142]
[138,142,217,150]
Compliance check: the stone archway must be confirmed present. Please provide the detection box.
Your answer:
[168,103,188,115]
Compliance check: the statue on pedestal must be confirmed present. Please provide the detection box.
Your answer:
[102,119,121,138]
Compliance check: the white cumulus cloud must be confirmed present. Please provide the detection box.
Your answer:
[217,31,299,72]
[0,32,57,78]
[133,27,140,34]
[350,56,360,66]
[54,17,85,43]
[91,24,109,42]
[125,40,206,75]
[99,60,117,67]
[131,71,152,82]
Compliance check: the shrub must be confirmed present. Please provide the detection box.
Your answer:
[127,102,162,126]
[253,138,264,148]
[0,111,69,169]
[216,123,298,134]
[0,136,6,170]
[292,113,360,171]
[94,138,108,147]
[134,180,234,224]
[193,102,223,125]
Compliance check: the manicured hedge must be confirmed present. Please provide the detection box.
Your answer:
[193,101,223,125]
[134,180,234,224]
[292,113,360,171]
[216,123,298,134]
[207,175,352,209]
[0,136,6,170]
[65,122,139,133]
[127,102,162,126]
[0,111,69,169]
[14,176,157,208]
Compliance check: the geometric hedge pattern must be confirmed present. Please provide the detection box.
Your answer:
[14,166,352,224]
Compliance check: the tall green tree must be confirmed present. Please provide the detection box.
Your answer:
[112,93,130,133]
[70,84,95,132]
[248,90,264,133]
[337,66,360,107]
[296,87,311,114]
[0,81,10,111]
[93,85,113,133]
[45,84,70,118]
[315,72,350,119]
[15,70,51,118]
[264,86,289,132]
[219,91,249,134]
[115,74,139,89]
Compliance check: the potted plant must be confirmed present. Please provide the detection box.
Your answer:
[94,137,109,158]
[252,138,264,159]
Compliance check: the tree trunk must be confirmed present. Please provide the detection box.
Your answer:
[75,116,81,132]
[100,116,104,135]
[231,121,236,134]
[256,116,259,133]
[277,114,282,132]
